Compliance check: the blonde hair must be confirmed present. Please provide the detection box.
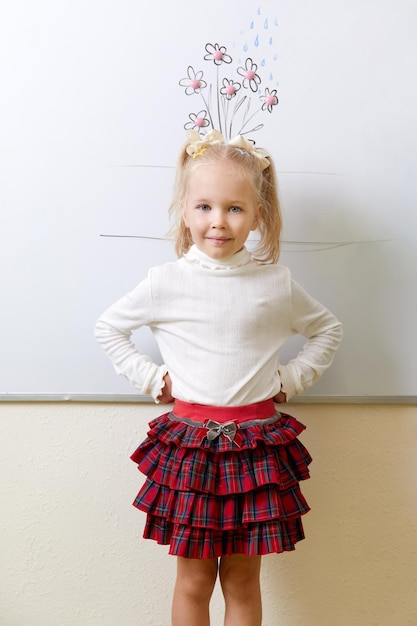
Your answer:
[168,140,282,264]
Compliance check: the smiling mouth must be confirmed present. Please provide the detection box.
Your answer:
[207,237,232,243]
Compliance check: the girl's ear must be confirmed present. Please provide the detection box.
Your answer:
[251,204,263,231]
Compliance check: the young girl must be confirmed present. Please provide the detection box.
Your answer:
[95,131,343,626]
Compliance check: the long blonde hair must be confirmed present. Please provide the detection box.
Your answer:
[169,140,282,263]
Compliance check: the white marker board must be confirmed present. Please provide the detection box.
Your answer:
[1,0,416,401]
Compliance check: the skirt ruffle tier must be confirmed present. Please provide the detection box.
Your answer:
[130,401,312,559]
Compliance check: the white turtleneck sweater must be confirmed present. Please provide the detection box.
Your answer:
[94,245,342,405]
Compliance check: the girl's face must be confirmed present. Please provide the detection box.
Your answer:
[183,163,261,260]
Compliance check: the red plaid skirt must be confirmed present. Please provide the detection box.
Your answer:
[130,399,312,559]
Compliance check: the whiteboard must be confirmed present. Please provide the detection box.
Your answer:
[1,0,416,401]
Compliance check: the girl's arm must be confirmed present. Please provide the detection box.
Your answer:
[278,280,343,400]
[94,278,169,402]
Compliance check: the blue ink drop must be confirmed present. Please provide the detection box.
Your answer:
[254,34,259,47]
[244,43,248,52]
[257,7,261,15]
[264,18,269,29]
[274,17,279,26]
[269,72,273,80]
[273,53,278,60]
[261,58,266,66]
[269,37,273,45]
[250,21,254,29]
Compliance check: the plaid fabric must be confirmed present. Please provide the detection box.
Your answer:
[144,516,306,559]
[130,406,312,558]
[134,481,309,529]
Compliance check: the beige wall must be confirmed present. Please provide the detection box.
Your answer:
[1,402,416,626]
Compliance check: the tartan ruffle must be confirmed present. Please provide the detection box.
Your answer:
[135,481,309,529]
[143,515,306,559]
[136,410,308,451]
[131,411,311,495]
[130,410,312,558]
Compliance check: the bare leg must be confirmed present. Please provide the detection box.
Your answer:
[171,556,218,626]
[219,554,262,626]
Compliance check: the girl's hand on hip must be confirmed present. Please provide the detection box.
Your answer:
[273,390,287,403]
[158,372,174,404]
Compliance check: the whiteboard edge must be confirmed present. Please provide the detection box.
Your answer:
[0,394,416,405]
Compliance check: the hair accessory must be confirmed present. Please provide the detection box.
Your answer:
[185,129,271,170]
[191,146,208,159]
[179,42,279,142]
[185,129,224,156]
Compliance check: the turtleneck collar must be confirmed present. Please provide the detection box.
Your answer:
[184,244,253,270]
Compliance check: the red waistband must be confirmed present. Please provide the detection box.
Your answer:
[172,399,276,424]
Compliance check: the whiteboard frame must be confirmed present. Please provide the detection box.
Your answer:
[1,394,416,404]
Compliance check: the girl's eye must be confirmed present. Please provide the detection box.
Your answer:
[229,206,241,213]
[197,204,210,211]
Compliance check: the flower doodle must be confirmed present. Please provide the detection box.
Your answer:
[179,42,279,141]
[260,88,279,112]
[204,42,232,65]
[184,110,211,131]
[220,78,242,100]
[179,66,207,95]
[237,58,261,93]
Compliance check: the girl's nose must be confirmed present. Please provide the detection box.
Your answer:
[210,209,226,228]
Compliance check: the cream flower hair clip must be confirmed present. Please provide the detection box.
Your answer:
[185,129,271,170]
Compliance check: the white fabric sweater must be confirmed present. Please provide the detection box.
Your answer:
[94,245,343,405]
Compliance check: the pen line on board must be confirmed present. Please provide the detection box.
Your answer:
[98,234,403,252]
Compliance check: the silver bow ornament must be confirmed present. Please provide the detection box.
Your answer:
[205,419,240,445]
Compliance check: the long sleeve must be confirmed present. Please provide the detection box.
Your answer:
[94,249,342,406]
[94,276,168,401]
[278,280,343,399]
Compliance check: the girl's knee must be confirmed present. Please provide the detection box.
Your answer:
[175,557,218,601]
[219,555,261,595]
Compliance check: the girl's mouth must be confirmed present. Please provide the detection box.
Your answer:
[207,237,231,244]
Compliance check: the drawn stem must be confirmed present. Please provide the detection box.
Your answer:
[216,66,222,133]
[200,91,215,131]
[237,105,262,135]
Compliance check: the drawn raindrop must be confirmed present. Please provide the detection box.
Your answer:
[274,17,279,26]
[269,37,273,45]
[243,42,248,52]
[273,53,278,60]
[261,58,266,66]
[257,7,261,15]
[264,18,269,29]
[250,21,254,29]
[254,34,259,47]
[269,72,273,80]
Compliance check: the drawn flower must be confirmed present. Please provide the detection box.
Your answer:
[204,42,232,65]
[237,58,261,93]
[184,110,210,131]
[179,43,280,146]
[179,66,207,95]
[220,78,241,100]
[260,88,279,112]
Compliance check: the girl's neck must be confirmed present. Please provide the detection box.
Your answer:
[185,244,252,269]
